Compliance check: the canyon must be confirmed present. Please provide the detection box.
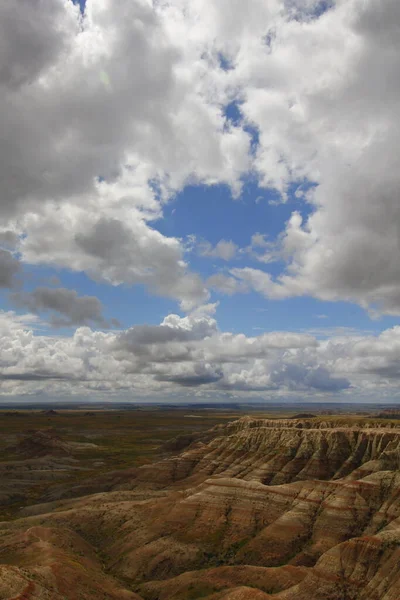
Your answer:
[1,413,400,599]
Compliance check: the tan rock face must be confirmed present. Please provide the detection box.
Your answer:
[2,417,400,599]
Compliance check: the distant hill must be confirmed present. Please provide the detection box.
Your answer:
[6,428,98,459]
[290,413,317,419]
[375,408,400,419]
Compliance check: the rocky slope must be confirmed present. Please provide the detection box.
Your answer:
[6,429,98,458]
[1,417,400,599]
[0,430,100,513]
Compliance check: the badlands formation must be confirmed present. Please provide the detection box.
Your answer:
[1,416,400,599]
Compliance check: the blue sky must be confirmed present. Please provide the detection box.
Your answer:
[2,179,397,338]
[74,0,86,13]
[1,0,400,403]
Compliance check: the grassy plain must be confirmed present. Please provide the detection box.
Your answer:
[0,408,244,519]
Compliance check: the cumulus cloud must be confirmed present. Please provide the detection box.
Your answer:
[225,0,400,315]
[270,364,350,392]
[198,234,280,265]
[207,274,248,296]
[4,306,400,401]
[238,234,279,265]
[228,268,284,299]
[155,365,224,387]
[0,308,380,400]
[18,202,208,309]
[198,239,238,261]
[11,287,116,328]
[0,0,250,308]
[3,0,400,315]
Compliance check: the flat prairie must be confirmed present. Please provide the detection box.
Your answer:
[0,408,242,519]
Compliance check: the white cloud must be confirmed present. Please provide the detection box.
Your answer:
[207,273,248,296]
[2,305,400,402]
[198,239,238,261]
[0,309,322,398]
[239,233,280,264]
[17,189,209,310]
[227,0,400,314]
[2,0,400,355]
[0,0,251,308]
[229,267,284,299]
[7,308,400,401]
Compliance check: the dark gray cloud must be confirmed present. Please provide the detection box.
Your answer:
[0,371,75,382]
[11,287,116,328]
[74,218,132,262]
[119,325,195,346]
[363,364,400,380]
[117,315,216,350]
[0,249,20,288]
[0,0,71,90]
[72,216,207,307]
[270,364,351,392]
[0,231,19,249]
[155,371,223,387]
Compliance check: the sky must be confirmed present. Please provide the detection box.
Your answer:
[1,0,400,404]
